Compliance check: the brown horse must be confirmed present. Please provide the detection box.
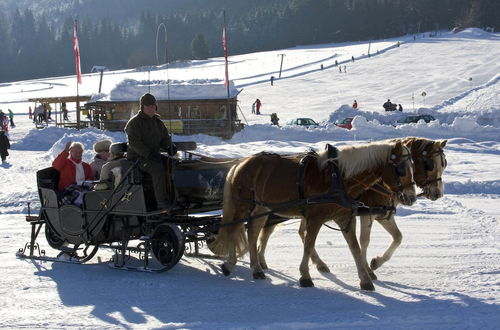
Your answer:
[291,137,448,281]
[358,137,448,278]
[210,140,416,290]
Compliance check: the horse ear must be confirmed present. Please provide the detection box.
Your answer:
[394,141,403,154]
[439,140,447,148]
[325,144,338,159]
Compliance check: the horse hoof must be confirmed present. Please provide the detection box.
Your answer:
[221,264,231,276]
[370,258,380,271]
[299,278,315,287]
[360,282,375,291]
[369,272,378,281]
[317,264,330,273]
[253,271,266,280]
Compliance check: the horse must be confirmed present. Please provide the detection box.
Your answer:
[287,138,448,281]
[357,137,448,278]
[210,140,416,290]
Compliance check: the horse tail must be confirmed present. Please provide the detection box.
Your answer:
[208,163,248,257]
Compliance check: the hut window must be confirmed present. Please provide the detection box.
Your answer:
[189,105,201,119]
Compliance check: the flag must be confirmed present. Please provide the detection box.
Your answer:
[222,16,229,86]
[73,21,82,84]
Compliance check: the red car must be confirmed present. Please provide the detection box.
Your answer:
[334,117,353,130]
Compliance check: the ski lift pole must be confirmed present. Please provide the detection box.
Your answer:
[278,53,286,78]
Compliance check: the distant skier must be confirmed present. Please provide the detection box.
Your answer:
[270,76,274,86]
[398,104,403,112]
[352,100,358,109]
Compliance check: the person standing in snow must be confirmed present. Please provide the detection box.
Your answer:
[352,100,358,109]
[8,109,14,127]
[398,104,403,112]
[0,131,10,163]
[255,98,262,115]
[383,99,393,111]
[2,115,8,132]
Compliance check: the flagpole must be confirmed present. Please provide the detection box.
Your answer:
[74,20,81,129]
[223,10,232,135]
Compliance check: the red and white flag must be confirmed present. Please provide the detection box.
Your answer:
[73,21,82,84]
[222,19,229,86]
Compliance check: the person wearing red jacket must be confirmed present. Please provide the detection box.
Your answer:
[52,141,94,191]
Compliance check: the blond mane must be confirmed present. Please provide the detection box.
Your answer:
[335,142,394,178]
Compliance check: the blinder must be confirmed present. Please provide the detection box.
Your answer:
[390,149,412,177]
[395,161,407,176]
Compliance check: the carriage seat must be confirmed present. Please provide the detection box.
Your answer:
[37,167,60,191]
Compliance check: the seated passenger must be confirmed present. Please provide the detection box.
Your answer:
[90,139,112,179]
[94,143,127,191]
[52,141,95,205]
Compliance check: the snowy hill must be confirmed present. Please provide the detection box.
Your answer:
[0,28,499,329]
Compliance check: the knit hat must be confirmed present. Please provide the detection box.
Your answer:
[140,93,156,106]
[93,139,112,153]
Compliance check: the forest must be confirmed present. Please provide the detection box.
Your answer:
[0,0,497,82]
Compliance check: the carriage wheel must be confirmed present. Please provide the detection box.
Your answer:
[45,224,65,249]
[151,224,185,270]
[68,243,99,263]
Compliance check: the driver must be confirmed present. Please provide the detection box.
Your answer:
[124,93,177,209]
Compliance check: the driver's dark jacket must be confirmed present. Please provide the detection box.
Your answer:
[124,110,175,160]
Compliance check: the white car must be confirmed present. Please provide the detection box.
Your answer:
[285,117,319,128]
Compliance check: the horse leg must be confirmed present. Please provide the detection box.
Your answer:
[257,222,276,269]
[221,234,238,276]
[298,219,330,273]
[299,220,323,287]
[370,214,402,271]
[248,205,269,279]
[359,215,377,280]
[342,218,375,291]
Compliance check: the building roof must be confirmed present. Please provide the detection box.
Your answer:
[28,95,91,103]
[89,79,239,103]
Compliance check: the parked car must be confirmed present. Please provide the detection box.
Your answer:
[286,117,319,127]
[334,117,353,130]
[395,114,436,125]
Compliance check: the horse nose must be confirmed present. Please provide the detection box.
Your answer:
[400,191,417,206]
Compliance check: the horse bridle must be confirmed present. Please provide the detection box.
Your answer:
[415,144,447,187]
[387,147,415,192]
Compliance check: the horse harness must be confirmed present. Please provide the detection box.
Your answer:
[231,145,411,233]
[414,143,447,188]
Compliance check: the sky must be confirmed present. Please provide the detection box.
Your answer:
[0,28,499,329]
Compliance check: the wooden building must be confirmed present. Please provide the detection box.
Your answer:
[85,79,244,139]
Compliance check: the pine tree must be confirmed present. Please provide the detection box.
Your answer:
[191,33,209,60]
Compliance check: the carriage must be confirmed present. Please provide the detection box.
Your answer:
[17,142,241,271]
[17,137,445,291]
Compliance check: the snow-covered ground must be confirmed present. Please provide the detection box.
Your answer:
[0,28,499,329]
